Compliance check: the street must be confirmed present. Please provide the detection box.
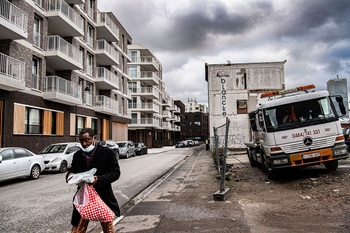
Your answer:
[0,146,191,233]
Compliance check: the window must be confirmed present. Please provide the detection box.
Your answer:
[33,15,41,47]
[86,53,93,76]
[25,107,42,134]
[131,51,137,62]
[121,97,125,115]
[237,100,248,114]
[32,57,40,89]
[128,82,137,93]
[0,149,14,161]
[79,47,84,70]
[88,0,95,19]
[91,118,97,135]
[128,66,137,78]
[128,97,137,108]
[87,24,94,47]
[33,0,42,7]
[131,113,137,124]
[76,116,85,135]
[14,148,29,158]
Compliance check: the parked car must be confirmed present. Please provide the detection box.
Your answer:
[0,147,45,182]
[99,140,119,159]
[343,128,350,151]
[116,141,135,159]
[175,141,186,148]
[185,140,194,147]
[38,142,82,173]
[134,142,148,155]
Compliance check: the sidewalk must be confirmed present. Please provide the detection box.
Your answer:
[112,148,250,233]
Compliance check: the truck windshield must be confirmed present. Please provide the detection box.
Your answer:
[263,97,336,132]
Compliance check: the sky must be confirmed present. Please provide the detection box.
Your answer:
[98,0,350,106]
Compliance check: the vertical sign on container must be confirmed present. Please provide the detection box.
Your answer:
[216,71,229,117]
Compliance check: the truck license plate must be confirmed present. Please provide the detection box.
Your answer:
[302,152,320,159]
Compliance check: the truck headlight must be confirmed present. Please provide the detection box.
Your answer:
[273,158,289,165]
[334,149,347,156]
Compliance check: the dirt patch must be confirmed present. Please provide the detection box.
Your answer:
[225,156,350,233]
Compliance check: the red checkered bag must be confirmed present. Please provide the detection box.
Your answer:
[73,183,115,222]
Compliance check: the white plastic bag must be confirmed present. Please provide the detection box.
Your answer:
[68,168,97,185]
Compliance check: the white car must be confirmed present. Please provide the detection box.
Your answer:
[38,142,82,173]
[0,147,45,182]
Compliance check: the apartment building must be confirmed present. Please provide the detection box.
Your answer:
[0,0,132,152]
[185,98,208,113]
[127,43,180,148]
[183,99,209,142]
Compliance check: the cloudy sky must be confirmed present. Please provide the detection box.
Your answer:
[98,0,350,105]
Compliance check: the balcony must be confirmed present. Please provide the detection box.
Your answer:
[0,52,25,91]
[43,76,82,106]
[96,12,119,42]
[95,40,119,66]
[129,87,159,99]
[45,35,83,70]
[46,0,84,37]
[162,110,171,119]
[128,103,159,113]
[129,117,161,129]
[0,0,28,39]
[130,56,160,71]
[95,67,119,90]
[94,95,119,115]
[129,71,159,86]
[162,121,171,129]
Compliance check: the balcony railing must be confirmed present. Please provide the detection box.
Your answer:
[128,102,158,112]
[0,52,25,81]
[47,0,83,30]
[96,40,119,64]
[131,56,160,68]
[46,35,82,64]
[95,95,117,108]
[44,76,81,98]
[85,92,93,106]
[0,0,28,32]
[96,67,119,88]
[96,12,119,39]
[130,117,160,126]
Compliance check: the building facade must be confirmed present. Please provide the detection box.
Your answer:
[205,61,286,150]
[174,100,186,142]
[183,99,208,142]
[0,0,132,152]
[127,43,180,148]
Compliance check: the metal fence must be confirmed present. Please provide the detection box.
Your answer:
[213,117,230,192]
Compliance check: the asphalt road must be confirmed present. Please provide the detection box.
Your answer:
[0,147,192,233]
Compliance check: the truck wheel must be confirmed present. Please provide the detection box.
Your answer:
[247,148,259,167]
[262,154,276,180]
[324,160,338,171]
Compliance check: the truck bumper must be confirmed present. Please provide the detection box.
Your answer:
[270,143,349,169]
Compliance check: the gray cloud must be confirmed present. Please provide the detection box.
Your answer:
[98,0,350,105]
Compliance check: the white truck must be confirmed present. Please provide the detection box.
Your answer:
[245,84,348,179]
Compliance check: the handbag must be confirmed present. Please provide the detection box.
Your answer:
[73,183,115,222]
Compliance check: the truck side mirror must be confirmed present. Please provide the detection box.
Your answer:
[338,101,346,115]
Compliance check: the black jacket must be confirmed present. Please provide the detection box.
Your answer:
[67,144,121,226]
